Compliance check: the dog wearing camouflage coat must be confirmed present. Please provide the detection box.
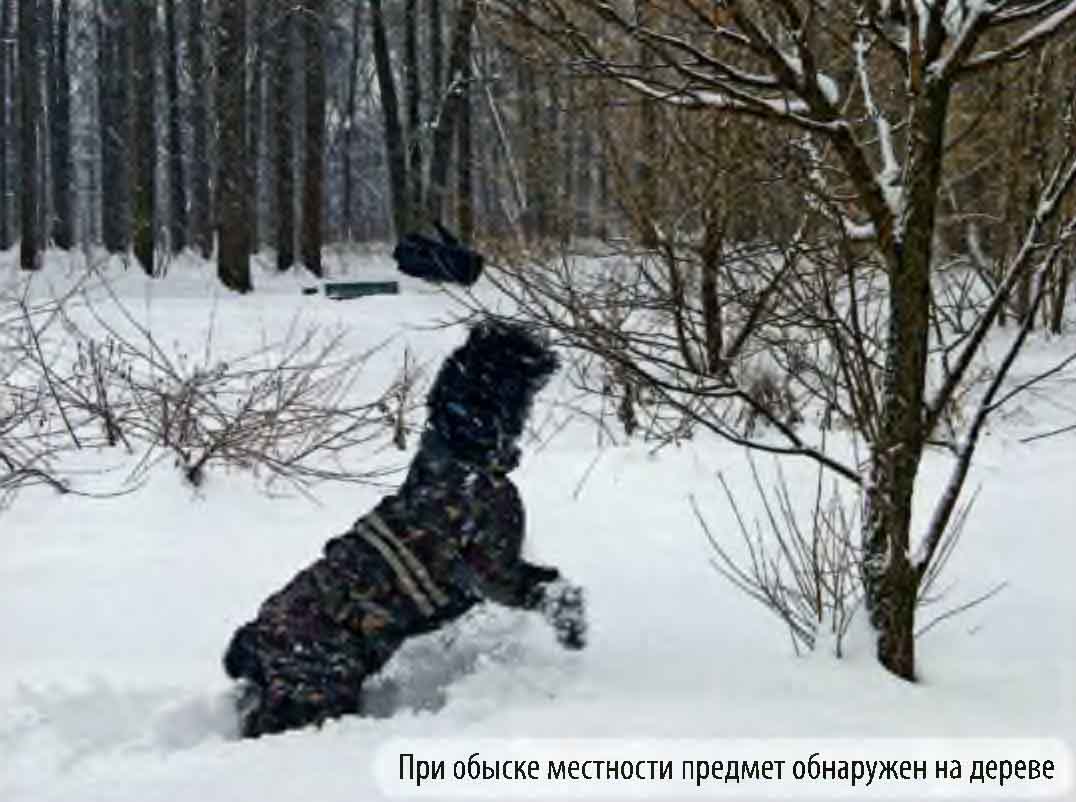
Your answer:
[223,319,585,738]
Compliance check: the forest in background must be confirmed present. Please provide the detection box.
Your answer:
[1,0,622,289]
[2,3,1073,306]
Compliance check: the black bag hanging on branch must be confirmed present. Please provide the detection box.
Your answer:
[392,222,484,286]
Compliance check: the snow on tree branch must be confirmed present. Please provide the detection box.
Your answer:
[958,0,1076,73]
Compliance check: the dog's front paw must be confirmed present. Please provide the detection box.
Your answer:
[541,580,586,651]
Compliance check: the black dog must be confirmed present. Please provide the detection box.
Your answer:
[393,222,484,286]
[223,319,585,738]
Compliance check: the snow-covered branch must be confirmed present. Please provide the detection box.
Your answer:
[958,0,1076,73]
[856,36,904,219]
[924,153,1076,439]
[916,254,1057,577]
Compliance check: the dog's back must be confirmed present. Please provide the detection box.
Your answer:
[222,432,532,736]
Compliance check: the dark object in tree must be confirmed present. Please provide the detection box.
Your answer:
[222,320,585,737]
[392,223,484,286]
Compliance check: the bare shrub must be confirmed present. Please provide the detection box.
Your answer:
[13,284,419,494]
[693,456,862,657]
[694,455,999,658]
[0,288,79,507]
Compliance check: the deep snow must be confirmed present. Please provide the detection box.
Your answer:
[1,248,1074,801]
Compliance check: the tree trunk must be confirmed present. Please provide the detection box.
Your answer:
[1022,50,1051,330]
[164,0,186,253]
[636,0,658,248]
[19,0,41,271]
[597,120,610,239]
[273,1,294,269]
[216,0,250,292]
[426,0,477,225]
[129,0,155,275]
[860,86,951,682]
[456,45,474,242]
[700,214,724,375]
[1013,63,1044,326]
[342,0,361,242]
[1049,252,1070,334]
[370,0,408,236]
[248,0,267,253]
[49,0,72,250]
[404,0,422,221]
[301,0,325,277]
[188,0,211,258]
[577,108,594,239]
[0,0,12,250]
[429,0,443,103]
[518,61,538,241]
[701,102,726,375]
[40,0,51,244]
[559,79,576,244]
[98,1,129,254]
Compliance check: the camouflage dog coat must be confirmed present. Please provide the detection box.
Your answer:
[223,320,585,738]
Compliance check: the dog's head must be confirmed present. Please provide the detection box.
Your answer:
[425,319,559,470]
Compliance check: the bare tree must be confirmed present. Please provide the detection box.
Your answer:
[129,0,155,274]
[271,0,295,269]
[301,0,326,277]
[370,0,409,236]
[164,0,187,254]
[248,0,268,253]
[456,33,474,241]
[425,0,478,224]
[49,0,73,250]
[404,0,422,218]
[491,0,1076,680]
[188,0,212,258]
[216,0,251,292]
[0,0,12,251]
[98,1,129,255]
[19,0,41,271]
[342,0,362,243]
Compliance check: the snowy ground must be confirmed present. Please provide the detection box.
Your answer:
[2,249,1074,801]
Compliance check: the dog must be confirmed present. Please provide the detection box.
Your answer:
[222,319,585,738]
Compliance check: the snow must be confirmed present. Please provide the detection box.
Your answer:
[774,50,843,106]
[855,35,904,223]
[620,77,817,121]
[2,249,1075,801]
